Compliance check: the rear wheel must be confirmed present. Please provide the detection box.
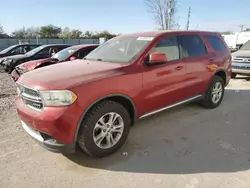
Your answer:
[200,75,225,109]
[77,100,131,158]
[231,72,237,79]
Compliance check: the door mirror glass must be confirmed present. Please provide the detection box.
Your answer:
[70,56,76,61]
[148,52,167,65]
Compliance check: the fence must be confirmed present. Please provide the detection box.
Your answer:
[0,38,100,50]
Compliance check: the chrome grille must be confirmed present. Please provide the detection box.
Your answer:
[234,56,250,62]
[17,83,43,111]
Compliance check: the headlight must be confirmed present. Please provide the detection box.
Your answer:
[39,90,77,106]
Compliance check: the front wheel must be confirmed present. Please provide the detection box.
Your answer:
[200,76,225,109]
[77,100,131,158]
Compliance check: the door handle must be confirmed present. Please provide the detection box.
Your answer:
[175,66,183,71]
[209,58,214,64]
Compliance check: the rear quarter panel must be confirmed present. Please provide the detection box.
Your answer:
[201,32,232,84]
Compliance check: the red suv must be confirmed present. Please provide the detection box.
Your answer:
[16,30,231,158]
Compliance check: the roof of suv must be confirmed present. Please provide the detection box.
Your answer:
[121,30,221,37]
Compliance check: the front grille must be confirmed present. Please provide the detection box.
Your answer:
[232,65,250,69]
[17,83,43,111]
[234,56,250,63]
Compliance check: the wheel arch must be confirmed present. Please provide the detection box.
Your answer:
[73,93,137,143]
[213,69,227,85]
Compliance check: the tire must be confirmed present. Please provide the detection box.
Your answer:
[200,75,225,109]
[77,100,131,158]
[231,72,237,79]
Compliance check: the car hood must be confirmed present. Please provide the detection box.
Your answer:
[17,58,56,71]
[18,59,124,90]
[232,50,250,57]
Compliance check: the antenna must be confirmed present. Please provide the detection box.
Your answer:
[186,7,191,30]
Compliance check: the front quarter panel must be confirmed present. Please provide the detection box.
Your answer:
[72,68,143,115]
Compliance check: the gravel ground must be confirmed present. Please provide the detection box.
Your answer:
[1,72,250,188]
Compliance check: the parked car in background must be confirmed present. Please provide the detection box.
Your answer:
[2,44,71,73]
[231,40,250,78]
[16,30,231,158]
[0,44,40,64]
[11,44,99,81]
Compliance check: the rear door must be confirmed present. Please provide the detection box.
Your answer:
[177,33,211,97]
[141,34,188,114]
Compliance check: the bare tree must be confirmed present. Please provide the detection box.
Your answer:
[145,0,178,30]
[0,24,4,34]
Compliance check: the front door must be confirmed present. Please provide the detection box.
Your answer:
[140,34,187,115]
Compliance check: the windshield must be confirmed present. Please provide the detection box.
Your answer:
[84,36,153,63]
[52,46,78,61]
[25,46,44,56]
[0,45,17,54]
[240,40,250,50]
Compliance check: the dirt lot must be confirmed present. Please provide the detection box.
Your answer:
[1,72,250,188]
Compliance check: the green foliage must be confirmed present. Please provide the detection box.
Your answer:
[11,27,40,38]
[9,25,117,39]
[221,31,233,35]
[39,24,62,38]
[0,24,10,38]
[70,29,82,39]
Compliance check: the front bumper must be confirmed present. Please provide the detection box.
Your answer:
[21,120,75,153]
[232,62,250,75]
[16,97,82,147]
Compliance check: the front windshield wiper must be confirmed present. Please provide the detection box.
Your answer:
[83,58,102,61]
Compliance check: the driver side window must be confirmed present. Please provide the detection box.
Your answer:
[149,36,180,61]
[10,46,24,54]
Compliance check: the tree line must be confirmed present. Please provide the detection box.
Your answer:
[0,24,118,39]
[221,28,250,35]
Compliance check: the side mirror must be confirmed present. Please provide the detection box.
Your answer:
[147,52,167,66]
[70,56,76,61]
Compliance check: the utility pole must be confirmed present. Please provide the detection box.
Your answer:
[237,24,245,32]
[186,7,191,30]
[167,0,173,30]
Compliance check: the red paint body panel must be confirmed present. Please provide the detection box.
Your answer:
[16,97,82,143]
[16,30,231,145]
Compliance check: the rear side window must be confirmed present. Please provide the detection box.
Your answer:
[178,35,207,58]
[205,35,226,51]
[77,47,96,59]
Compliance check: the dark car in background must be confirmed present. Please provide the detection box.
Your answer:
[0,44,40,64]
[11,44,99,81]
[3,44,71,73]
[231,40,250,78]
